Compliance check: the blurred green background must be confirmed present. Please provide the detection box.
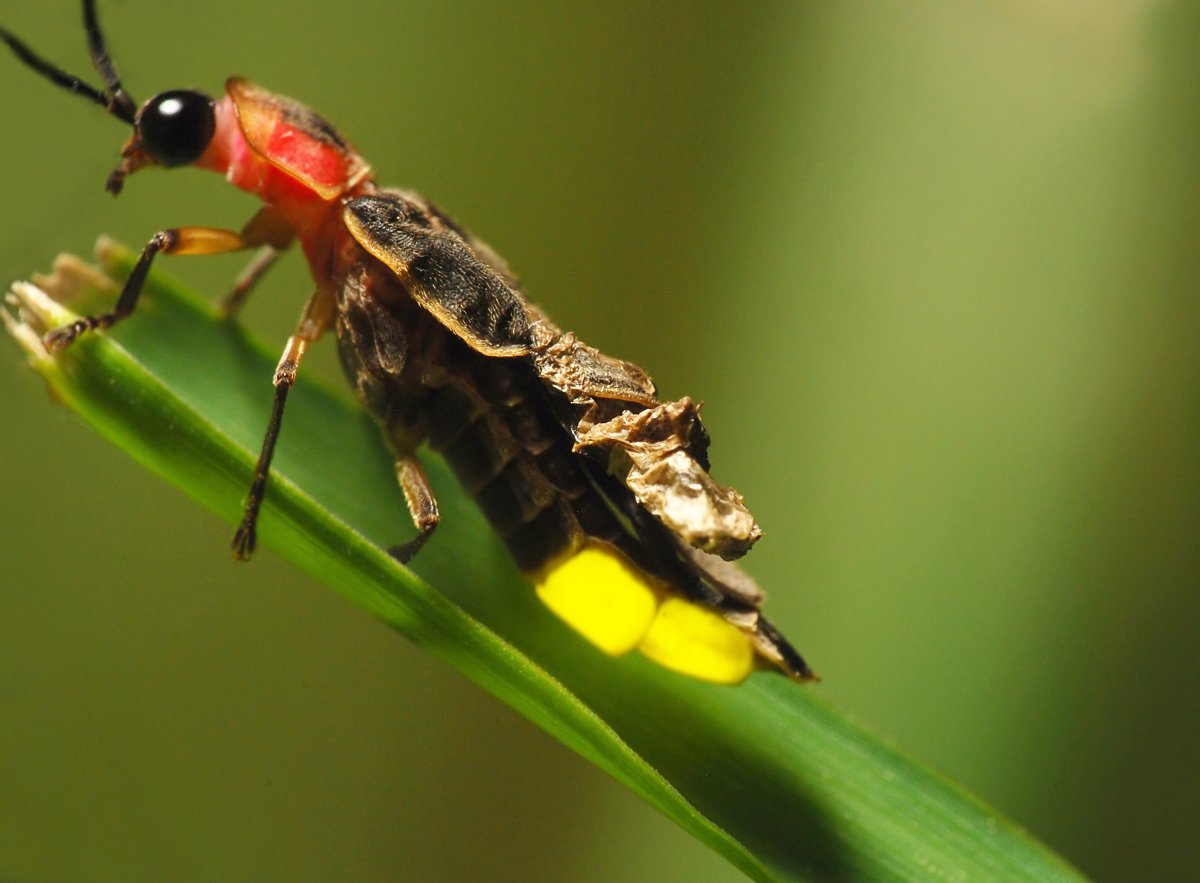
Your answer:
[2,2,1196,880]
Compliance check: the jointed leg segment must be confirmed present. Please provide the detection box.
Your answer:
[389,455,440,563]
[42,206,295,351]
[220,207,295,317]
[231,334,311,561]
[43,225,251,351]
[220,246,283,317]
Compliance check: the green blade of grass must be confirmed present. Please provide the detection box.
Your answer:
[4,243,1084,882]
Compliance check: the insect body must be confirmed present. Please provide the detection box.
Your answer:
[3,1,814,683]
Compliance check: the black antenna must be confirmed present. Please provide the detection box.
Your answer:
[83,0,136,122]
[0,0,136,125]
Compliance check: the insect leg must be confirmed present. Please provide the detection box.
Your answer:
[219,247,283,317]
[219,207,295,317]
[388,455,440,563]
[43,226,252,352]
[231,288,336,560]
[230,335,308,561]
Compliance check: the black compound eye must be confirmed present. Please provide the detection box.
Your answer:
[136,90,216,167]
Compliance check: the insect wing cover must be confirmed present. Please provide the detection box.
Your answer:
[226,77,370,199]
[343,192,532,357]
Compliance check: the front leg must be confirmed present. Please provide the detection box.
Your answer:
[44,226,252,352]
